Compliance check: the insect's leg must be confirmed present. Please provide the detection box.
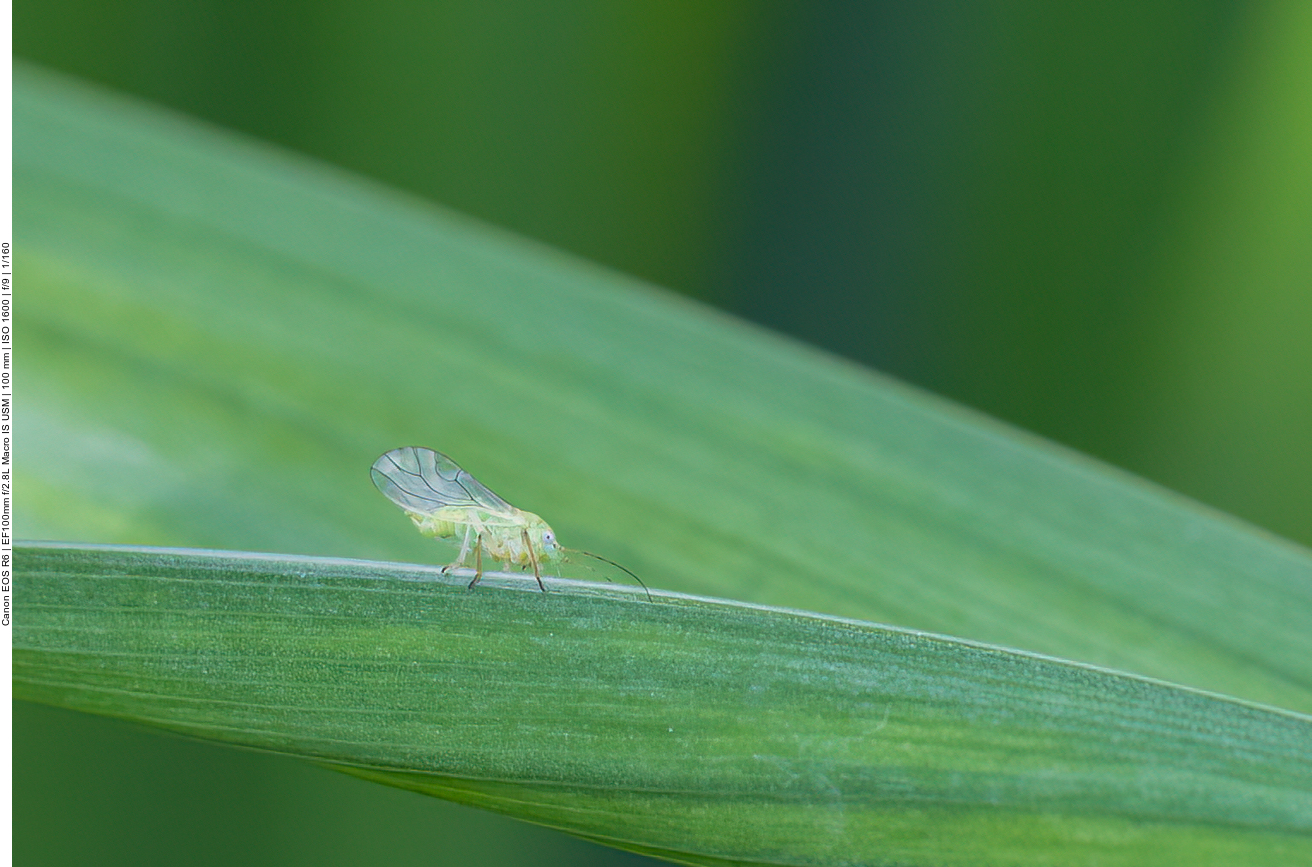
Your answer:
[522,528,546,593]
[457,524,473,565]
[468,533,484,590]
[444,524,475,575]
[469,513,496,570]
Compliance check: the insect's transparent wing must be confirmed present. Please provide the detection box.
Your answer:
[371,447,514,516]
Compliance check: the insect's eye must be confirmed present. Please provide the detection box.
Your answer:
[543,531,556,548]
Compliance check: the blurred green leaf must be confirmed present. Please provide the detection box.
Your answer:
[15,63,1312,865]
[16,543,1312,866]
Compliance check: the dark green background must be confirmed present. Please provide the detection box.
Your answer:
[16,2,1312,865]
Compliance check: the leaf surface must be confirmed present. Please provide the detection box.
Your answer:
[16,543,1312,866]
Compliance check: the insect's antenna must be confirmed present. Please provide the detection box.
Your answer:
[571,549,653,602]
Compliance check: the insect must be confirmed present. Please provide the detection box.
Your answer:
[371,446,649,599]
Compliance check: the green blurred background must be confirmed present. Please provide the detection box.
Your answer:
[16,1,1312,865]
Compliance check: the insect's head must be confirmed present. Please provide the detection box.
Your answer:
[528,516,562,562]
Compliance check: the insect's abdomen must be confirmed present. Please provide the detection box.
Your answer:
[406,510,461,540]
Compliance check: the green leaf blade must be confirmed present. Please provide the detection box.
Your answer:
[15,63,1312,719]
[17,543,1312,866]
[15,64,1312,864]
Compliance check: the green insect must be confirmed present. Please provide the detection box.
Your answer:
[371,446,649,598]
